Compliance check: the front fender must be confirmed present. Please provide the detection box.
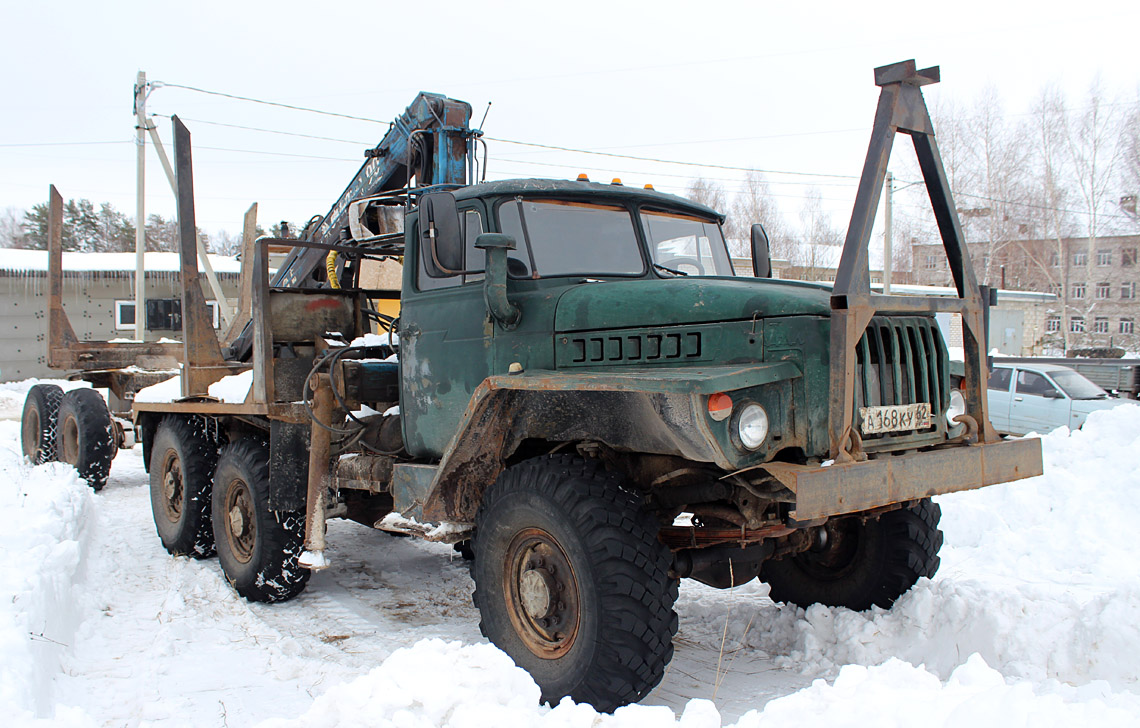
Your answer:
[420,362,801,521]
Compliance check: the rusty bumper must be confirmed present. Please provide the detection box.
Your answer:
[763,436,1043,522]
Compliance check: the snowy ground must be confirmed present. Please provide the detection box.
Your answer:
[3,379,1140,726]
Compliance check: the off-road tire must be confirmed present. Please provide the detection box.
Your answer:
[472,454,678,713]
[149,416,217,559]
[211,437,310,603]
[761,498,943,611]
[21,384,64,464]
[55,389,115,491]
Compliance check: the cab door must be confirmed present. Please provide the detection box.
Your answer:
[985,366,1014,433]
[1007,368,1071,435]
[399,202,490,458]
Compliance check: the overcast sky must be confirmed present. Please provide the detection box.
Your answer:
[2,0,1138,240]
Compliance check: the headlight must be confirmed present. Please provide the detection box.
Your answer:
[737,404,769,449]
[946,389,966,425]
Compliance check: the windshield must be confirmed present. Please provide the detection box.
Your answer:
[641,209,734,277]
[498,198,645,277]
[1051,369,1109,399]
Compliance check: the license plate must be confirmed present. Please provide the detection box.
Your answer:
[859,403,931,434]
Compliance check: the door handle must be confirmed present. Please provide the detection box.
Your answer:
[1014,397,1023,402]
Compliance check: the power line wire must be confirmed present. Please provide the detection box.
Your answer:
[0,140,131,148]
[153,82,387,124]
[152,114,371,145]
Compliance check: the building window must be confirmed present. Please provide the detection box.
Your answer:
[1070,317,1086,333]
[1049,283,1062,297]
[1046,316,1061,332]
[1123,282,1137,300]
[1123,248,1138,267]
[924,254,937,270]
[1049,252,1060,267]
[1121,318,1134,335]
[1096,282,1111,299]
[1073,251,1088,266]
[1071,282,1086,299]
[1094,317,1109,333]
[1097,249,1111,266]
[114,299,220,331]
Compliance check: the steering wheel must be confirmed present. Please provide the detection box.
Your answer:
[657,257,705,276]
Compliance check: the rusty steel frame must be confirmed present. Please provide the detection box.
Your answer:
[46,185,183,372]
[829,60,998,462]
[172,116,237,398]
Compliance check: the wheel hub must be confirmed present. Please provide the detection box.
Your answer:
[224,480,256,564]
[505,528,579,658]
[519,567,556,619]
[229,505,247,537]
[160,453,184,521]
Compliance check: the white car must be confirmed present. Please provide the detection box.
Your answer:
[986,363,1137,436]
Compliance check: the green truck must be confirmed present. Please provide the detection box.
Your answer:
[22,60,1042,712]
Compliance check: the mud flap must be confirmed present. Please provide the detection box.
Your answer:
[269,421,309,511]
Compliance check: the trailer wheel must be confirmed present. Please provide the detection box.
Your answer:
[212,437,310,603]
[21,384,64,464]
[472,455,678,713]
[149,417,217,559]
[56,389,115,491]
[761,498,943,611]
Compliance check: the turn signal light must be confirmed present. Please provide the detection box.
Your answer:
[708,392,733,421]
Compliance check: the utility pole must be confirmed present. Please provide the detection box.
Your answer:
[133,72,148,341]
[883,171,893,294]
[132,73,234,330]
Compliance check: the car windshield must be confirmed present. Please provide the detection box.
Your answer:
[1051,369,1109,399]
[641,209,734,277]
[498,198,645,277]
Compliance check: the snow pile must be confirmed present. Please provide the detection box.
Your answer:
[0,422,97,724]
[735,656,1140,727]
[682,405,1140,694]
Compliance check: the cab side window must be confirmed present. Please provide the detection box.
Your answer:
[987,367,1012,392]
[1015,370,1057,397]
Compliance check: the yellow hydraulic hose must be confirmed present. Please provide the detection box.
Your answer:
[326,250,340,289]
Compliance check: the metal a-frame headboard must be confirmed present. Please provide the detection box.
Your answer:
[829,60,998,463]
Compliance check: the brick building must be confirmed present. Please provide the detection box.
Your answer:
[911,234,1140,353]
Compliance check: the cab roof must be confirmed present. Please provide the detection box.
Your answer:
[450,178,726,223]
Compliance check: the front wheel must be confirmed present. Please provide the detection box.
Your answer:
[472,455,678,713]
[211,437,310,603]
[761,499,943,611]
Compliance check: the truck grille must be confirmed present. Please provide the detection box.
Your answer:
[854,316,949,443]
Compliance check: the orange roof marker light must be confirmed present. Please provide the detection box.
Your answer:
[611,178,623,185]
[644,183,655,190]
[707,392,733,421]
[576,173,590,182]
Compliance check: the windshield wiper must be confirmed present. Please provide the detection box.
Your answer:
[653,262,688,277]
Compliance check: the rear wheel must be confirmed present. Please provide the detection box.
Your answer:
[149,416,217,558]
[211,437,310,603]
[56,389,115,491]
[472,455,678,712]
[21,384,64,464]
[761,499,943,611]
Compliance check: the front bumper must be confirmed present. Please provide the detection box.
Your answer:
[762,436,1043,522]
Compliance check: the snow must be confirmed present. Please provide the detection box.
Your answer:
[2,386,1140,726]
[208,369,253,403]
[133,375,182,403]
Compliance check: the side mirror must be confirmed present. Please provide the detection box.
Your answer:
[420,192,463,277]
[1043,389,1064,399]
[750,223,771,278]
